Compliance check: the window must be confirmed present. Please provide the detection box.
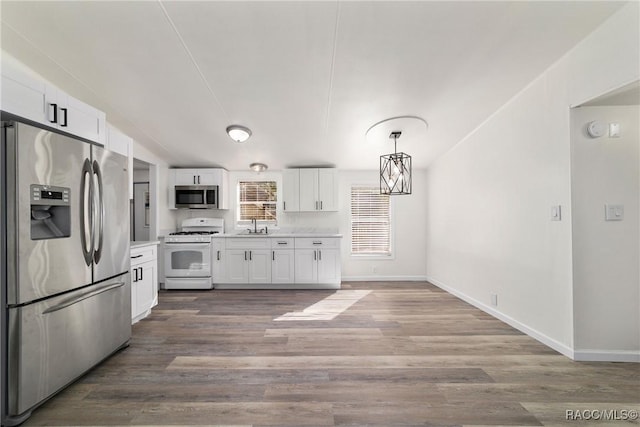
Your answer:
[237,181,277,223]
[351,185,391,256]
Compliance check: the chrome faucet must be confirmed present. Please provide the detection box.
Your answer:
[246,218,267,234]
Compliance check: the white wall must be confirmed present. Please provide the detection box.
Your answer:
[424,3,639,359]
[339,170,427,280]
[133,168,149,183]
[173,169,428,280]
[571,105,639,359]
[132,141,177,237]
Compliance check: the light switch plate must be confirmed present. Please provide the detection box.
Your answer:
[550,205,561,221]
[605,204,624,221]
[609,123,620,138]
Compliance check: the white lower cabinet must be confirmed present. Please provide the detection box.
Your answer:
[224,249,272,283]
[211,237,226,284]
[293,249,317,283]
[248,250,272,282]
[130,244,158,324]
[294,238,341,286]
[223,238,272,284]
[271,238,295,283]
[317,248,341,283]
[294,248,340,285]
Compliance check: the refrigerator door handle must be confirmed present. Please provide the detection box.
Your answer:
[92,160,104,264]
[42,281,126,314]
[80,158,93,266]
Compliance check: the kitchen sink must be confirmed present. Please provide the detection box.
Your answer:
[238,229,268,235]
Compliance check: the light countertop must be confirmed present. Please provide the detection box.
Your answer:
[218,232,342,238]
[130,240,160,249]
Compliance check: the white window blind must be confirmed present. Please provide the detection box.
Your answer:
[351,185,391,255]
[238,181,277,222]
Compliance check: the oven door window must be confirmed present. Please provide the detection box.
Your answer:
[171,250,205,270]
[166,245,211,277]
[176,190,204,205]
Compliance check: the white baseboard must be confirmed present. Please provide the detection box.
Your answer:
[426,276,576,360]
[342,275,429,282]
[574,350,640,363]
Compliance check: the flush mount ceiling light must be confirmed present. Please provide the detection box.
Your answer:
[250,162,268,172]
[226,125,252,143]
[380,131,412,195]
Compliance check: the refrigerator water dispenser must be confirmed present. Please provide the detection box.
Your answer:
[30,184,71,240]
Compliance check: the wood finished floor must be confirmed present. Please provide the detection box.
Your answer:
[24,282,639,426]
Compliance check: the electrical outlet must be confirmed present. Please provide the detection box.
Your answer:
[551,205,561,221]
[491,294,498,307]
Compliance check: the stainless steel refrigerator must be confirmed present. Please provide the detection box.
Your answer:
[1,116,131,426]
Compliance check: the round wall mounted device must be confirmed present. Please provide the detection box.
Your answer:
[586,120,605,138]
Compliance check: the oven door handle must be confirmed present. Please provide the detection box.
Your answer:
[164,243,211,247]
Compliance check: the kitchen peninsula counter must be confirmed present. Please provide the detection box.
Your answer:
[130,240,160,249]
[213,232,342,289]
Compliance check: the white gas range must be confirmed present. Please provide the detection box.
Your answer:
[164,218,224,290]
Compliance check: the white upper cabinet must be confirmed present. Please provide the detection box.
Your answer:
[281,169,300,212]
[173,168,221,186]
[174,169,202,185]
[317,168,338,211]
[45,86,106,144]
[299,169,318,212]
[1,62,47,125]
[1,55,106,144]
[282,168,338,212]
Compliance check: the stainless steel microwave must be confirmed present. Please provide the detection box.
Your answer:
[174,185,218,209]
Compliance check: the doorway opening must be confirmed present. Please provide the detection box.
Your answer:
[132,158,151,241]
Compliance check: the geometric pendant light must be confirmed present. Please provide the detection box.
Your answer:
[380,131,412,195]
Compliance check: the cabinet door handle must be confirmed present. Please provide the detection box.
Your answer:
[312,241,322,245]
[277,241,287,245]
[272,251,275,261]
[193,175,196,184]
[244,251,247,261]
[319,250,322,261]
[49,103,58,124]
[217,250,220,261]
[314,250,316,261]
[139,266,143,281]
[198,175,201,184]
[320,201,323,210]
[249,251,252,261]
[60,108,68,127]
[133,267,138,282]
[283,201,286,211]
[131,254,143,259]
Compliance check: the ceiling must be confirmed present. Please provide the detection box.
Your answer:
[581,81,640,106]
[0,1,627,170]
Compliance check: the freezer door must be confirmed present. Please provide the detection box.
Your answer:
[7,275,131,416]
[92,145,130,282]
[10,122,92,304]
